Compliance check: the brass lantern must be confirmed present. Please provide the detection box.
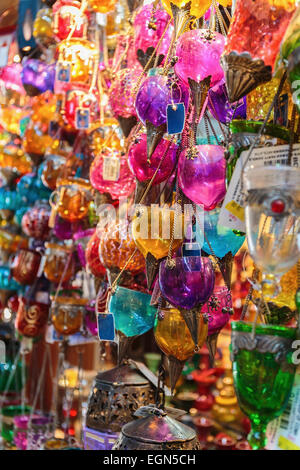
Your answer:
[86,362,155,433]
[113,407,201,450]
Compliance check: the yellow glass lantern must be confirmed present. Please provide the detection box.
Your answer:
[0,106,28,135]
[160,0,231,20]
[88,0,117,14]
[33,7,53,46]
[0,229,28,253]
[154,307,208,391]
[31,92,57,124]
[0,145,32,175]
[57,38,98,86]
[51,296,88,336]
[132,205,184,260]
[23,124,55,157]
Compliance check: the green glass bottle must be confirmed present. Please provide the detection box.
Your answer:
[231,321,296,449]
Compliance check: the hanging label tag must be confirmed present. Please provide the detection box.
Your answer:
[182,242,201,257]
[56,63,70,83]
[75,108,90,130]
[102,156,121,181]
[166,103,185,135]
[97,313,116,342]
[219,144,300,232]
[266,370,300,450]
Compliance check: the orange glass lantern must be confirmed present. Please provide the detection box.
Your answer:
[99,222,145,284]
[88,0,117,13]
[23,123,55,157]
[15,296,49,338]
[0,145,32,176]
[0,229,28,253]
[154,307,208,391]
[50,177,92,222]
[41,154,68,190]
[53,0,89,42]
[51,296,87,336]
[31,92,57,124]
[56,39,98,87]
[0,106,28,135]
[44,242,74,284]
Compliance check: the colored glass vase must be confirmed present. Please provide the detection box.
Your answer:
[231,321,297,449]
[108,286,157,337]
[50,177,92,222]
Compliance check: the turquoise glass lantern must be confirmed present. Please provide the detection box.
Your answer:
[200,208,245,258]
[0,266,23,291]
[108,287,157,337]
[16,173,51,205]
[0,188,25,211]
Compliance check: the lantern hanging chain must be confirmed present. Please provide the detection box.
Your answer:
[66,0,88,42]
[155,362,166,410]
[240,71,287,195]
[97,74,105,125]
[53,250,74,306]
[223,7,232,23]
[240,267,260,320]
[204,112,212,145]
[205,111,221,145]
[287,104,297,166]
[166,179,181,265]
[132,17,173,98]
[89,27,100,94]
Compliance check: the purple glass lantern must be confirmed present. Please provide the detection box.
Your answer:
[14,415,52,450]
[21,59,55,96]
[83,426,119,450]
[177,145,226,211]
[53,216,73,240]
[208,82,247,124]
[73,228,95,267]
[128,133,178,184]
[159,256,215,310]
[135,73,189,127]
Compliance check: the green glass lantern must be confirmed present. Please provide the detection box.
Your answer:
[231,321,296,450]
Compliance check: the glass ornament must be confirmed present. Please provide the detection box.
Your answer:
[0,229,28,253]
[63,88,99,130]
[128,133,177,185]
[90,148,136,199]
[135,72,189,127]
[108,66,141,119]
[177,145,226,210]
[88,0,117,13]
[21,60,55,96]
[243,165,300,295]
[15,297,49,338]
[52,0,89,42]
[51,296,87,335]
[0,145,33,176]
[108,286,157,337]
[16,173,51,204]
[85,230,107,278]
[201,207,245,258]
[23,123,55,158]
[11,249,41,286]
[33,7,53,47]
[56,39,98,87]
[231,321,297,449]
[133,3,173,61]
[99,222,145,282]
[208,82,247,124]
[44,242,74,284]
[159,256,215,310]
[222,0,296,102]
[175,29,225,88]
[21,203,51,240]
[50,177,92,222]
[85,300,98,336]
[154,306,208,391]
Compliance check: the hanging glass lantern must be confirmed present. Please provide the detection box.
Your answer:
[33,7,54,47]
[88,0,117,13]
[85,230,107,278]
[44,243,74,284]
[63,87,99,130]
[52,0,90,41]
[51,296,87,335]
[11,249,41,286]
[50,177,92,222]
[21,203,51,240]
[15,296,49,338]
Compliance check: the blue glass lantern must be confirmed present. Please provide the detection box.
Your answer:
[16,173,51,204]
[200,208,245,258]
[0,188,25,211]
[108,287,157,337]
[0,266,23,291]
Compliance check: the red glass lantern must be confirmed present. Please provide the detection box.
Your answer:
[15,297,49,338]
[63,87,99,130]
[52,0,90,42]
[11,249,41,286]
[85,230,107,278]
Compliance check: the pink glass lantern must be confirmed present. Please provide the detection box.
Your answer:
[21,203,51,241]
[175,29,225,88]
[134,3,173,62]
[177,145,226,210]
[128,133,177,185]
[108,66,141,119]
[202,286,232,336]
[90,148,136,200]
[52,0,90,42]
[0,64,25,95]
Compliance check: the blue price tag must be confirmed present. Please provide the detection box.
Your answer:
[166,103,185,135]
[97,313,116,342]
[56,63,70,83]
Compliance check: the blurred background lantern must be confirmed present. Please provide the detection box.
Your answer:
[50,177,92,222]
[21,203,51,240]
[21,60,55,96]
[44,242,74,284]
[15,296,49,337]
[52,0,89,42]
[88,0,117,13]
[85,230,107,278]
[63,87,99,130]
[33,7,53,47]
[11,249,41,286]
[51,296,87,335]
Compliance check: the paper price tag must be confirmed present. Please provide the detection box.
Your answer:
[166,103,185,135]
[75,108,90,130]
[219,144,300,232]
[97,313,116,342]
[102,156,120,182]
